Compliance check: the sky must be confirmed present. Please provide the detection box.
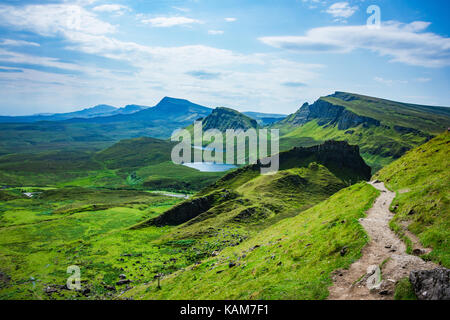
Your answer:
[0,0,449,116]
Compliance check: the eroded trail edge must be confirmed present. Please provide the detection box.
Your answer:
[327,181,437,300]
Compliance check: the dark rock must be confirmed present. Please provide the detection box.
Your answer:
[116,279,131,286]
[229,262,236,268]
[44,286,58,294]
[412,248,425,256]
[340,246,348,256]
[0,271,11,285]
[119,274,127,279]
[410,268,450,300]
[379,290,390,296]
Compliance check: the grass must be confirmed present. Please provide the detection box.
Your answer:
[123,183,379,300]
[0,187,190,299]
[0,137,228,193]
[374,131,450,267]
[394,277,417,300]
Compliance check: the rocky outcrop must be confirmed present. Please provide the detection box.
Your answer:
[393,125,433,140]
[202,107,258,132]
[410,268,450,300]
[141,189,238,227]
[285,99,380,130]
[258,140,372,182]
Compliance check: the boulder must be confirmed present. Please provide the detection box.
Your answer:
[409,268,450,300]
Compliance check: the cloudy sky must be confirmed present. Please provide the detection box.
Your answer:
[0,0,449,115]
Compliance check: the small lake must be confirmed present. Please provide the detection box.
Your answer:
[182,162,237,172]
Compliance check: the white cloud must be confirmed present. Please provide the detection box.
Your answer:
[172,6,190,13]
[0,48,81,71]
[0,4,115,36]
[0,39,40,47]
[225,17,237,22]
[259,21,450,67]
[374,76,408,86]
[92,4,130,15]
[0,3,324,114]
[208,30,224,35]
[414,77,432,83]
[141,16,202,27]
[326,2,358,19]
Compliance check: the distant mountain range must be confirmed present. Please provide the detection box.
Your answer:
[0,92,448,173]
[0,104,149,123]
[0,97,285,125]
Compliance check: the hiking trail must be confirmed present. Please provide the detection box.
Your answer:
[327,181,438,300]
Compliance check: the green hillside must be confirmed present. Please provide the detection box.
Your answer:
[373,131,450,267]
[140,140,371,229]
[274,92,450,172]
[0,137,226,192]
[324,92,450,135]
[124,182,379,299]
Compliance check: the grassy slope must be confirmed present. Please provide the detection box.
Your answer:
[165,164,348,242]
[124,183,379,300]
[373,131,450,267]
[0,187,190,299]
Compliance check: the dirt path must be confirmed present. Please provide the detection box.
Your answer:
[327,181,438,300]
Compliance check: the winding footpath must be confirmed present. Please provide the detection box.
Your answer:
[328,181,438,300]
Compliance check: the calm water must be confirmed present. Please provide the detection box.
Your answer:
[182,162,237,172]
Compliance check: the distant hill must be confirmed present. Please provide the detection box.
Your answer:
[0,136,228,191]
[0,97,213,155]
[0,104,147,123]
[275,92,450,172]
[243,111,286,125]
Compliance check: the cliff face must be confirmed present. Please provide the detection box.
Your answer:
[285,99,380,130]
[275,140,372,181]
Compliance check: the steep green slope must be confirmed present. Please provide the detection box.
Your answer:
[373,131,450,267]
[275,92,450,172]
[124,182,379,300]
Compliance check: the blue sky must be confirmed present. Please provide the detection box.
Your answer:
[0,0,449,115]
